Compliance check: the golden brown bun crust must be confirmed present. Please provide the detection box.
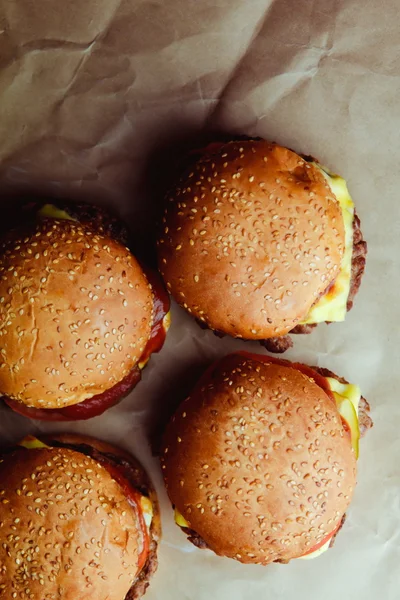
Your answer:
[0,218,153,408]
[43,433,162,544]
[161,353,357,564]
[37,433,161,600]
[157,140,345,338]
[42,433,143,465]
[0,443,143,600]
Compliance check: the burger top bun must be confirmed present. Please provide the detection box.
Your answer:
[0,218,153,408]
[162,353,357,564]
[158,140,345,339]
[0,444,142,600]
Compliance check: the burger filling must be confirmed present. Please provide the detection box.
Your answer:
[17,436,153,573]
[172,358,361,561]
[300,165,355,325]
[297,522,341,560]
[3,204,170,421]
[37,203,78,221]
[18,435,50,450]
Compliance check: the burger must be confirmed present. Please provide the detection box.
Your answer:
[0,200,170,421]
[0,433,160,599]
[157,138,367,352]
[161,351,372,564]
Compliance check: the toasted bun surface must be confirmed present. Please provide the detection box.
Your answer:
[157,140,345,338]
[0,218,153,408]
[0,443,143,600]
[161,353,357,564]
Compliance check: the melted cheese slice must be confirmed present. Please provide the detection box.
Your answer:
[18,435,50,450]
[175,506,190,528]
[326,377,361,415]
[138,357,150,370]
[141,495,154,530]
[326,377,361,459]
[301,165,354,324]
[163,311,172,334]
[173,377,362,561]
[38,204,76,221]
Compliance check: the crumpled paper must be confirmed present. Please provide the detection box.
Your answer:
[0,0,395,598]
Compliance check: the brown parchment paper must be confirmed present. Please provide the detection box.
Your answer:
[0,0,396,598]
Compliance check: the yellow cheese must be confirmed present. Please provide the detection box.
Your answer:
[301,165,354,324]
[163,311,171,333]
[326,377,361,415]
[38,204,76,221]
[326,377,361,459]
[141,495,154,531]
[18,435,50,450]
[174,507,190,528]
[138,356,150,370]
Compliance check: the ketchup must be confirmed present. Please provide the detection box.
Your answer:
[4,367,141,422]
[298,521,340,558]
[139,264,170,365]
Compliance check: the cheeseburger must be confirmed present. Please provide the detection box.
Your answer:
[161,352,372,564]
[157,139,367,352]
[0,200,170,421]
[0,433,160,599]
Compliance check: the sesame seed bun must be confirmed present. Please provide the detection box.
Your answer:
[161,353,357,564]
[157,139,345,339]
[0,218,153,408]
[0,434,160,600]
